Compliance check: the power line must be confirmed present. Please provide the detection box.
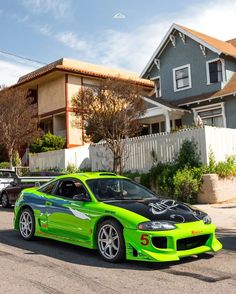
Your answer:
[0,49,47,66]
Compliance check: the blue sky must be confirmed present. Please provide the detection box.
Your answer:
[0,0,236,85]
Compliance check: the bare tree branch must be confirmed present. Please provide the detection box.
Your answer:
[72,77,145,173]
[0,87,41,167]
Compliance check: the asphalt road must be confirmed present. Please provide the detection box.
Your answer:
[0,207,236,294]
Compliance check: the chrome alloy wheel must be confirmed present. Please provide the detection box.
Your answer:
[19,211,33,238]
[98,224,120,260]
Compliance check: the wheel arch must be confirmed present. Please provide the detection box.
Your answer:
[14,204,34,230]
[0,190,8,200]
[92,216,124,248]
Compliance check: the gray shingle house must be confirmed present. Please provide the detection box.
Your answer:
[140,23,236,134]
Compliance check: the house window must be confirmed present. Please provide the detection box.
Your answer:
[206,59,223,84]
[27,89,38,104]
[173,64,192,92]
[40,119,53,134]
[141,124,149,136]
[194,103,226,128]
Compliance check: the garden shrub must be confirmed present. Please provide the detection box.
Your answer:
[207,148,216,173]
[134,141,236,203]
[153,162,177,196]
[136,140,204,202]
[64,163,80,174]
[122,171,140,180]
[175,139,201,169]
[0,161,10,169]
[214,156,236,177]
[29,132,66,153]
[173,167,199,204]
[140,173,151,189]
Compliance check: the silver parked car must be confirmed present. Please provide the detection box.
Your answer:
[0,169,18,193]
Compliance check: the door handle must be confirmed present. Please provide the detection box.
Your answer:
[45,201,52,206]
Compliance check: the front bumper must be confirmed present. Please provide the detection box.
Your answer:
[124,221,222,262]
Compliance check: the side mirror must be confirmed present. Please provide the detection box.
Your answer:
[10,181,16,186]
[10,178,18,186]
[73,193,90,202]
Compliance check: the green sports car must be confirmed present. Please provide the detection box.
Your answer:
[14,172,222,263]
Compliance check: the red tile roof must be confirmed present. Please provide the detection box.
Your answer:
[17,58,154,88]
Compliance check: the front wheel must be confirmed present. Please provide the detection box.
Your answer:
[1,192,11,208]
[97,219,125,263]
[19,208,35,240]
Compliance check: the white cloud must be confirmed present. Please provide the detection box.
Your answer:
[97,0,236,73]
[56,32,89,51]
[0,59,36,86]
[47,0,236,74]
[38,24,52,36]
[22,0,71,18]
[17,14,30,23]
[4,0,236,86]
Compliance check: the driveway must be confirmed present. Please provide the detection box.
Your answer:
[0,207,235,294]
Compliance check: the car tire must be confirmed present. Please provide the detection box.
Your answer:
[1,192,11,208]
[97,219,126,263]
[19,208,35,241]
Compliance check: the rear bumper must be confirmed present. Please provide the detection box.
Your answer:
[124,221,222,262]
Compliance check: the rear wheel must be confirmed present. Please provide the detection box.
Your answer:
[19,208,35,240]
[1,192,11,208]
[97,219,125,263]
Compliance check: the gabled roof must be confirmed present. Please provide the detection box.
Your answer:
[143,96,188,113]
[179,25,236,58]
[227,38,236,48]
[140,23,236,78]
[17,58,154,88]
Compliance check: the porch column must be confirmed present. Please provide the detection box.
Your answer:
[164,111,171,132]
[149,124,152,134]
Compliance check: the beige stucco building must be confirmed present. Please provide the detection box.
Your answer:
[15,58,154,148]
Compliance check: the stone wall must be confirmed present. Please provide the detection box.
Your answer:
[198,174,236,204]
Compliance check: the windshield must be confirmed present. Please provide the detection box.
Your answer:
[86,178,156,201]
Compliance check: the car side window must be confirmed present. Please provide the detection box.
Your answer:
[39,180,58,194]
[54,179,90,200]
[2,172,12,178]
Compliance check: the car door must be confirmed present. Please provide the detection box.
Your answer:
[45,178,93,244]
[0,172,4,192]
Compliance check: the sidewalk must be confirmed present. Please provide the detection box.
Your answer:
[195,202,236,230]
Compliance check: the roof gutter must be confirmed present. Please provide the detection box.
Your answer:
[178,92,236,106]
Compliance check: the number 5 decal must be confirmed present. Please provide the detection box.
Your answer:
[141,234,149,246]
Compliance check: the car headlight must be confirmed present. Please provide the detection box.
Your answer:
[203,215,212,224]
[137,221,176,231]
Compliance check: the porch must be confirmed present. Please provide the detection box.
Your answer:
[140,97,187,134]
[39,112,66,139]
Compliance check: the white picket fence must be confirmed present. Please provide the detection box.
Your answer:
[90,126,236,172]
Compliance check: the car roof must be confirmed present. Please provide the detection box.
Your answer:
[55,172,126,181]
[0,169,16,173]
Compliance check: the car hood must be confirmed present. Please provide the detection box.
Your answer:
[104,198,207,223]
